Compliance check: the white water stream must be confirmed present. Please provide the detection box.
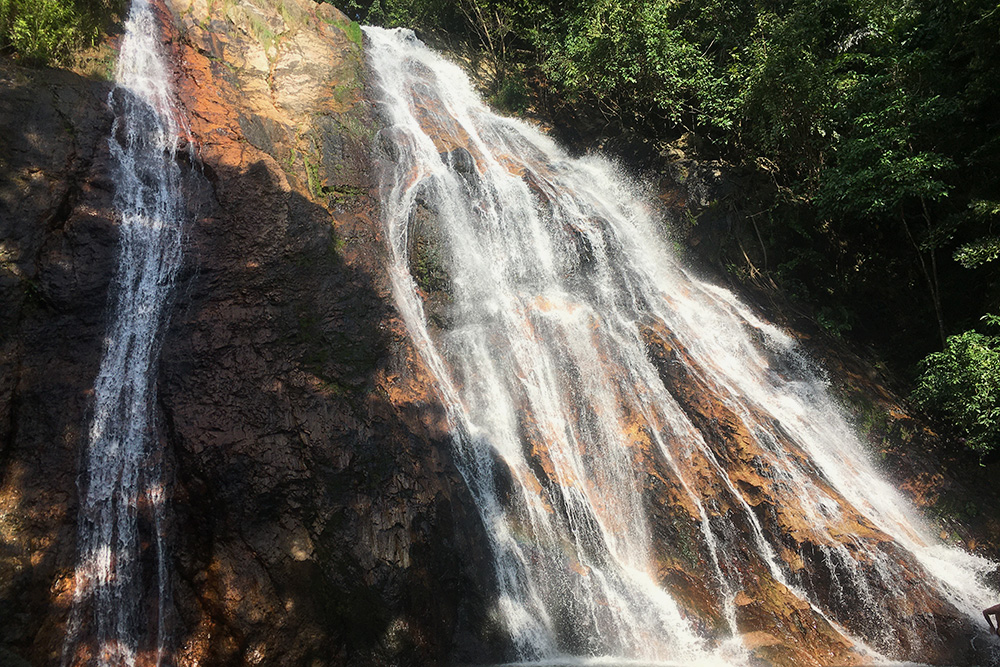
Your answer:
[365,26,998,665]
[63,1,188,665]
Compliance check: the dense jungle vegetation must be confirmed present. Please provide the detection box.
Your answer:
[2,0,997,454]
[344,0,1000,456]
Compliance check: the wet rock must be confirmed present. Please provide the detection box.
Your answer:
[636,318,983,666]
[406,200,453,329]
[1,2,995,666]
[441,146,475,174]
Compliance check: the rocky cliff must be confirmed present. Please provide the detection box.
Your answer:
[1,1,502,664]
[0,1,996,666]
[0,56,117,664]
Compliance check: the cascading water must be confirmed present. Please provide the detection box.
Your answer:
[63,1,188,665]
[365,26,999,665]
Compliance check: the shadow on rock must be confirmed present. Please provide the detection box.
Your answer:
[158,155,503,666]
[0,58,123,666]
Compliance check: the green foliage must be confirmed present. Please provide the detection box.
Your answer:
[304,154,323,199]
[538,0,734,132]
[816,304,853,338]
[489,71,529,113]
[340,0,463,32]
[357,0,999,380]
[954,201,1000,269]
[913,316,1000,454]
[955,237,1000,270]
[322,5,363,46]
[0,0,123,65]
[1,0,80,63]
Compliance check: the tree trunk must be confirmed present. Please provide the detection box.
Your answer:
[901,208,946,347]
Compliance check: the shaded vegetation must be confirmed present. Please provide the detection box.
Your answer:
[0,0,125,65]
[347,0,1000,454]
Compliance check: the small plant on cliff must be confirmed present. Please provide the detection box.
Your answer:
[338,17,362,47]
[912,315,1000,455]
[411,236,449,295]
[244,11,277,53]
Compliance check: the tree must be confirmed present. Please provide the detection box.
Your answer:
[816,88,955,346]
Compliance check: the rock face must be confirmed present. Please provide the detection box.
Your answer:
[155,0,502,663]
[638,322,977,666]
[0,1,996,666]
[1,1,500,665]
[0,59,117,663]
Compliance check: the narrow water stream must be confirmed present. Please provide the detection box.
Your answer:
[63,1,188,664]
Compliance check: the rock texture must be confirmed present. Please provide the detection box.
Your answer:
[0,1,997,666]
[154,0,500,664]
[1,1,501,665]
[638,321,977,666]
[0,60,117,664]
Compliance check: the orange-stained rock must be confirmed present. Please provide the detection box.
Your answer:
[635,317,978,665]
[0,1,996,665]
[133,0,502,664]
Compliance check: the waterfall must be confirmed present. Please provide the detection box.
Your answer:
[364,26,998,665]
[63,1,188,665]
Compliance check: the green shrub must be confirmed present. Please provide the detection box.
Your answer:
[0,0,122,65]
[490,72,529,113]
[912,315,1000,454]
